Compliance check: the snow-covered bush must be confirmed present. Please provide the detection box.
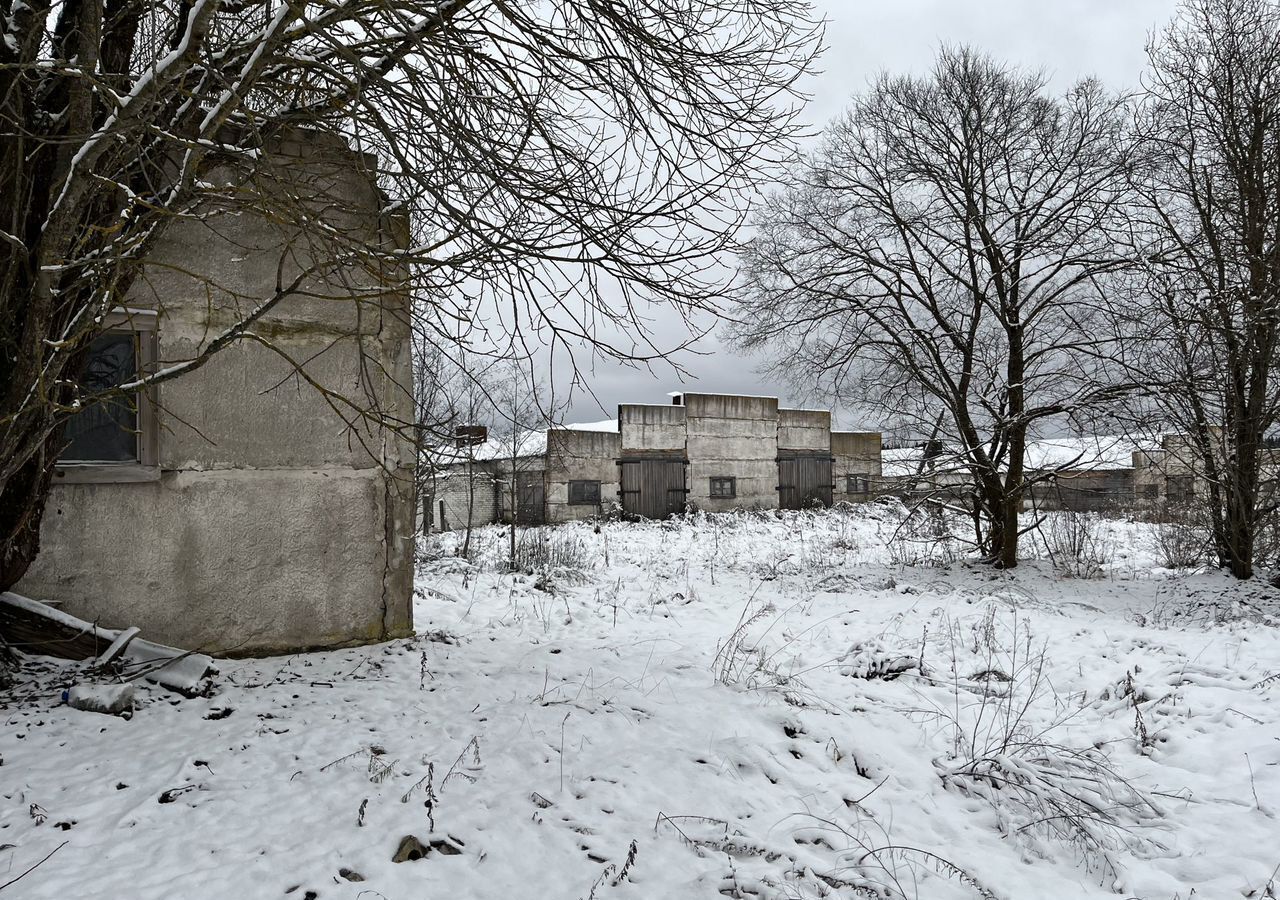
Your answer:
[839,639,925,680]
[1151,518,1209,570]
[930,613,1163,883]
[1139,576,1280,627]
[880,501,966,568]
[1040,511,1113,578]
[415,534,451,565]
[938,744,1160,883]
[711,596,788,689]
[511,528,594,575]
[455,525,598,584]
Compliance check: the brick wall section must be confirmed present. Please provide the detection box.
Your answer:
[433,471,500,532]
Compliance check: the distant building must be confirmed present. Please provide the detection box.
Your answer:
[1025,436,1147,511]
[425,392,883,529]
[429,404,1274,526]
[876,432,1257,513]
[1132,430,1280,510]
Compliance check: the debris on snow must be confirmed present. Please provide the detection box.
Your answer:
[839,639,925,680]
[0,591,216,694]
[66,682,134,716]
[392,834,463,862]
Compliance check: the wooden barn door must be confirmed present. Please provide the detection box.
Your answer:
[778,452,834,509]
[515,471,545,525]
[619,456,687,519]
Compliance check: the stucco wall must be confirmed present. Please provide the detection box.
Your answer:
[25,470,404,652]
[546,429,622,522]
[18,129,416,655]
[1132,435,1213,506]
[1132,450,1165,504]
[684,393,780,511]
[1131,433,1280,510]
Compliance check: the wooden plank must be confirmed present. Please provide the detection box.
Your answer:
[0,595,111,660]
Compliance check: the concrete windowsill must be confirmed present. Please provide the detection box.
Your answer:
[54,464,162,485]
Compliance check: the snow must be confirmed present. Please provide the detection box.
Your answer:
[881,445,944,478]
[66,683,135,717]
[3,507,1280,898]
[1023,434,1157,472]
[565,418,619,433]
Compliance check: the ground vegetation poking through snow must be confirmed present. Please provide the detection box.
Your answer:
[3,505,1280,898]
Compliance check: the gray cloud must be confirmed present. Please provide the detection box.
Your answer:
[553,0,1180,424]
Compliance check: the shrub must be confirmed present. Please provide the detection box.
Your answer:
[510,527,594,574]
[711,594,779,687]
[1040,511,1113,578]
[929,615,1163,883]
[448,525,599,588]
[1151,518,1209,569]
[881,501,965,567]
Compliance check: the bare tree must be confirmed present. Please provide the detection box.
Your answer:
[445,356,500,560]
[412,338,470,536]
[0,0,822,588]
[488,360,553,571]
[733,47,1132,567]
[1124,0,1280,579]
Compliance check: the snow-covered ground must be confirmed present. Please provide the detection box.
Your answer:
[3,505,1280,899]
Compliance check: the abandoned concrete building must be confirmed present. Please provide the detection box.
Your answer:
[1131,432,1280,509]
[428,407,1280,531]
[879,432,1273,512]
[426,393,883,530]
[15,129,416,655]
[1028,438,1142,511]
[880,435,1151,510]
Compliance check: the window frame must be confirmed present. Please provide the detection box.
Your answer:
[709,476,736,499]
[568,479,602,506]
[55,308,160,484]
[845,474,870,495]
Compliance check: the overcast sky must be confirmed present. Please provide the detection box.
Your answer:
[554,0,1180,426]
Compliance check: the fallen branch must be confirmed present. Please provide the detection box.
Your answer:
[0,841,68,893]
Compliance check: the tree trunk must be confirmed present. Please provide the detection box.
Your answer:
[0,431,59,592]
[973,477,1005,563]
[508,469,517,572]
[462,457,475,559]
[980,489,1021,570]
[997,426,1027,570]
[994,490,1022,569]
[1224,482,1256,579]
